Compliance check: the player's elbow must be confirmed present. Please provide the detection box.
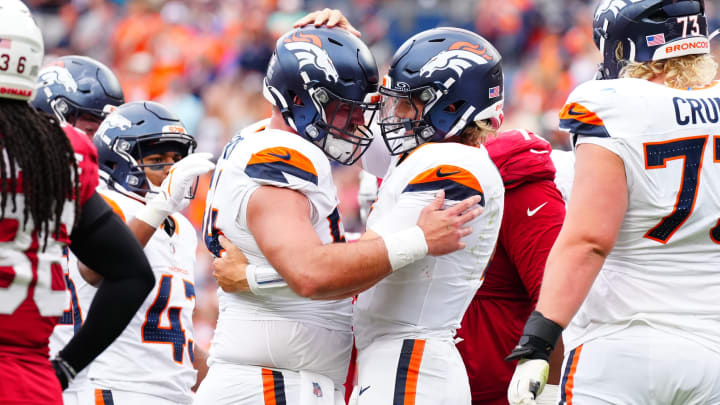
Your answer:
[578,234,615,258]
[288,271,324,298]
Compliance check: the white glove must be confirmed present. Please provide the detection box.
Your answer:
[507,359,549,405]
[135,152,215,228]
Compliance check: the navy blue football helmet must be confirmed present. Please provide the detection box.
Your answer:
[593,0,711,79]
[263,27,380,165]
[94,101,196,197]
[30,55,124,135]
[379,27,504,155]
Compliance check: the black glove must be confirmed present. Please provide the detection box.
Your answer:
[51,356,77,390]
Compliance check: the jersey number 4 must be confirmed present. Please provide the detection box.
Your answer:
[643,136,720,243]
[142,275,196,363]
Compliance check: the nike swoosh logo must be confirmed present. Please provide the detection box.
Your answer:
[529,149,549,154]
[527,202,548,217]
[567,105,584,116]
[268,151,291,160]
[436,168,461,178]
[359,386,370,396]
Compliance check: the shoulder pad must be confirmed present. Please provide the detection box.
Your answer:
[404,164,485,206]
[245,146,319,186]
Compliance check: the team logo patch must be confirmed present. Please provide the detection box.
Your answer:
[419,41,492,79]
[36,65,78,93]
[284,32,339,83]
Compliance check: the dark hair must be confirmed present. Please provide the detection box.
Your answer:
[0,99,79,249]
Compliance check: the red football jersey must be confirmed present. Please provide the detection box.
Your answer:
[0,125,99,404]
[455,130,566,404]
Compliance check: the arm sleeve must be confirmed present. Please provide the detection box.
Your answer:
[500,180,565,304]
[61,191,155,373]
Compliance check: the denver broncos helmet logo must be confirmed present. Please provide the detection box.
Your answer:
[594,0,641,20]
[284,32,339,83]
[419,41,493,79]
[37,65,78,93]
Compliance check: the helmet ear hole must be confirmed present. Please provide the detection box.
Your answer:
[291,92,304,106]
[444,100,465,113]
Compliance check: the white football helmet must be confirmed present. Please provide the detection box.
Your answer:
[0,0,44,101]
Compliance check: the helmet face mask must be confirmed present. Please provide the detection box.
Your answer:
[378,85,437,155]
[263,27,380,165]
[593,0,710,79]
[94,101,197,199]
[306,87,378,165]
[379,27,504,155]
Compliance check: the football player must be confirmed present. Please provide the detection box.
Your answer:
[211,26,508,404]
[197,26,482,405]
[75,101,214,404]
[0,2,154,404]
[30,55,124,138]
[29,54,126,405]
[507,1,720,404]
[292,10,570,405]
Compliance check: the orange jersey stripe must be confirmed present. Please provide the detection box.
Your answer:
[408,165,483,193]
[247,147,317,176]
[403,340,426,405]
[262,368,277,405]
[564,344,583,405]
[559,103,605,126]
[94,389,106,405]
[100,194,126,222]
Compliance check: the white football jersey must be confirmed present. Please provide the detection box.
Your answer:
[201,120,352,366]
[559,78,720,353]
[353,142,504,350]
[87,183,198,403]
[48,248,96,393]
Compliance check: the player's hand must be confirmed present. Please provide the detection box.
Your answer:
[507,359,550,405]
[417,190,483,256]
[293,8,361,37]
[138,153,215,228]
[212,235,251,293]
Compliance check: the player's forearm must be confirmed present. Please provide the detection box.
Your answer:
[128,217,158,247]
[282,238,392,299]
[535,237,607,328]
[192,345,209,391]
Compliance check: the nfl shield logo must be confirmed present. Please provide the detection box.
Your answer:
[312,382,323,397]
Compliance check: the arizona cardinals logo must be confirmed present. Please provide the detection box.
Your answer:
[284,32,339,83]
[36,65,77,93]
[594,0,641,20]
[419,41,492,79]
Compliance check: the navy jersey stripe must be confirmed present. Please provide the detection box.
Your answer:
[245,161,318,185]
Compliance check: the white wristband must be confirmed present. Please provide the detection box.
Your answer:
[378,225,428,271]
[246,264,304,299]
[134,205,167,229]
[535,384,559,405]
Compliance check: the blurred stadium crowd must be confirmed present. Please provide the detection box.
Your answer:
[26,0,720,350]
